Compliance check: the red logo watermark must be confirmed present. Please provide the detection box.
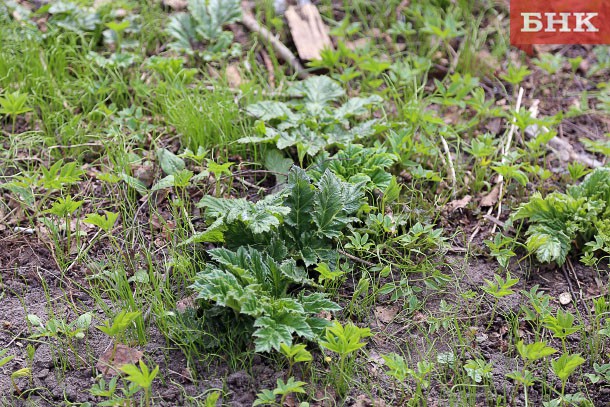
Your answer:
[511,0,610,45]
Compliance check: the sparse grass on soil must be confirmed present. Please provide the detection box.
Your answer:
[1,0,610,406]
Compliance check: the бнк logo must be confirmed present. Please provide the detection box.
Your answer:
[511,0,610,45]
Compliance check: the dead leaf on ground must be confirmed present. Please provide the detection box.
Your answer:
[96,344,143,377]
[481,185,500,207]
[225,64,242,89]
[374,305,399,324]
[176,295,197,312]
[345,38,370,51]
[445,195,472,212]
[132,161,155,188]
[485,117,503,134]
[354,394,386,407]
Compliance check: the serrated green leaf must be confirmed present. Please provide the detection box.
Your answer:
[300,293,341,313]
[274,313,314,340]
[198,193,290,235]
[83,211,119,232]
[335,95,383,119]
[551,353,585,382]
[264,149,293,184]
[180,229,225,245]
[525,225,571,265]
[273,377,307,396]
[253,317,294,352]
[253,389,276,406]
[516,341,557,362]
[286,76,345,113]
[247,101,295,121]
[285,167,315,235]
[313,170,363,238]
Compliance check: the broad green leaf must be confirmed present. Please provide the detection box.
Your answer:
[273,313,314,340]
[286,76,345,111]
[264,149,293,184]
[198,193,290,235]
[253,389,276,406]
[246,101,294,121]
[180,229,225,245]
[279,343,312,363]
[157,148,186,176]
[525,225,571,265]
[206,160,232,177]
[285,167,315,235]
[121,173,148,195]
[83,211,119,232]
[335,95,383,119]
[300,293,341,313]
[516,341,557,362]
[273,377,307,396]
[551,353,585,382]
[253,317,294,352]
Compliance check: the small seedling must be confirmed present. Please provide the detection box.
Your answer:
[253,377,307,406]
[84,211,119,233]
[0,91,32,133]
[507,341,557,407]
[549,353,585,404]
[481,272,519,328]
[382,353,433,404]
[120,360,159,407]
[463,358,493,384]
[204,391,221,407]
[96,310,141,362]
[319,321,371,396]
[279,343,312,378]
[484,233,517,269]
[543,309,581,353]
[11,367,32,395]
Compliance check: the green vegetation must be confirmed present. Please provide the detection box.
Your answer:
[0,0,609,405]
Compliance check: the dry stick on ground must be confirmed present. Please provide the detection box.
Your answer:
[440,134,457,199]
[337,249,377,268]
[241,11,309,80]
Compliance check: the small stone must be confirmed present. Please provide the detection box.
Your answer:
[559,292,572,305]
[36,368,49,379]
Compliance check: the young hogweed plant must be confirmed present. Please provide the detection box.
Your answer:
[513,167,610,266]
[166,0,242,60]
[319,321,371,397]
[190,246,340,353]
[240,76,384,165]
[194,166,366,266]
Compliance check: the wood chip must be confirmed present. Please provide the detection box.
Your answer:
[285,4,333,61]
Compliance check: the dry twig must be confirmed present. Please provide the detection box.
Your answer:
[241,11,308,80]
